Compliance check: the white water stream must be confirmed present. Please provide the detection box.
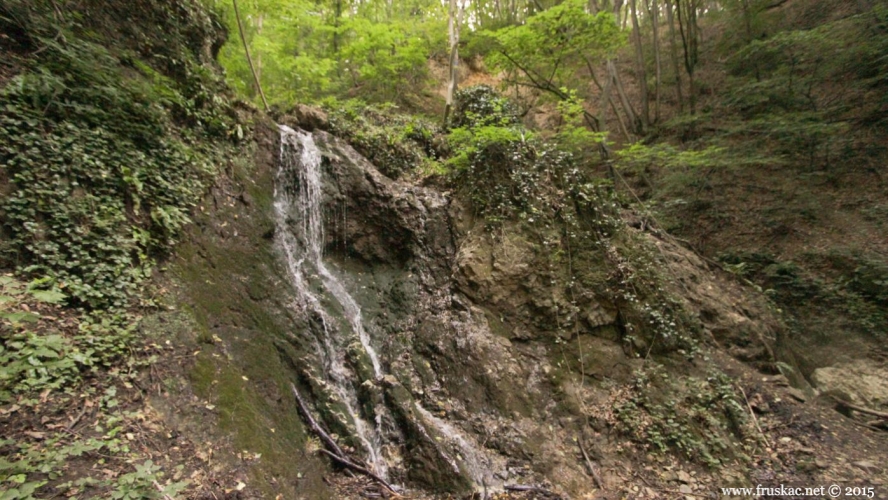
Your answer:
[275,125,500,492]
[275,125,385,475]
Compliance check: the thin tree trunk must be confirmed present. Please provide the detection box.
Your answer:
[333,0,342,53]
[610,90,632,142]
[650,0,662,123]
[665,0,684,113]
[443,0,461,126]
[675,0,698,114]
[608,59,641,134]
[608,0,640,134]
[233,0,269,111]
[255,14,263,84]
[630,0,649,130]
[590,59,631,141]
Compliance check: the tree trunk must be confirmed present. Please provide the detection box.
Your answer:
[333,0,342,53]
[608,59,641,134]
[443,0,461,126]
[255,14,263,84]
[665,0,684,112]
[650,0,662,123]
[675,0,698,114]
[601,66,632,142]
[232,0,269,111]
[630,0,649,130]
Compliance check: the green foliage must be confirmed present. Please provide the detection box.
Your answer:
[0,276,146,403]
[0,27,238,309]
[324,99,443,178]
[446,125,527,173]
[216,0,446,106]
[109,461,189,500]
[0,436,104,499]
[718,252,888,338]
[338,16,441,103]
[615,367,750,468]
[0,2,232,498]
[487,0,624,77]
[448,85,520,129]
[552,89,608,161]
[618,142,730,170]
[485,0,624,107]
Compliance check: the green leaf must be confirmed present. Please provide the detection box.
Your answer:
[29,290,66,304]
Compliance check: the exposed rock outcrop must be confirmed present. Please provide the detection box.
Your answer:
[269,117,784,496]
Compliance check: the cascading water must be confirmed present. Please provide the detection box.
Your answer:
[275,124,503,494]
[274,125,386,475]
[415,405,504,492]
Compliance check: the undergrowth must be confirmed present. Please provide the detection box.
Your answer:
[323,99,443,179]
[0,1,244,497]
[0,2,241,310]
[614,365,752,468]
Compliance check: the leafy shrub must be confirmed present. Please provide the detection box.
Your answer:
[0,32,235,309]
[448,85,520,129]
[325,99,443,178]
[615,367,750,468]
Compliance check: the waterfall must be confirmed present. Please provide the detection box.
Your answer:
[274,125,386,476]
[274,124,502,493]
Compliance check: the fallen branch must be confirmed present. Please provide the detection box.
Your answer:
[505,483,561,497]
[736,384,772,449]
[318,450,399,496]
[833,398,888,420]
[291,384,399,496]
[577,439,604,490]
[290,383,346,458]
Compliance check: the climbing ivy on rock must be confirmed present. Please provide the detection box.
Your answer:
[0,8,240,309]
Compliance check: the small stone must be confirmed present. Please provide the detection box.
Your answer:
[853,460,881,474]
[679,484,693,494]
[815,458,830,469]
[788,387,807,402]
[678,471,692,484]
[239,192,253,206]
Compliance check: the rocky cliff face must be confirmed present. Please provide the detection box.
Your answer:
[157,111,888,500]
[265,118,783,496]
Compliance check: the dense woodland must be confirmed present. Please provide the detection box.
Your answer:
[216,0,888,351]
[1,0,888,498]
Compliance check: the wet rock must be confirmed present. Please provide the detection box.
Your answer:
[286,104,329,132]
